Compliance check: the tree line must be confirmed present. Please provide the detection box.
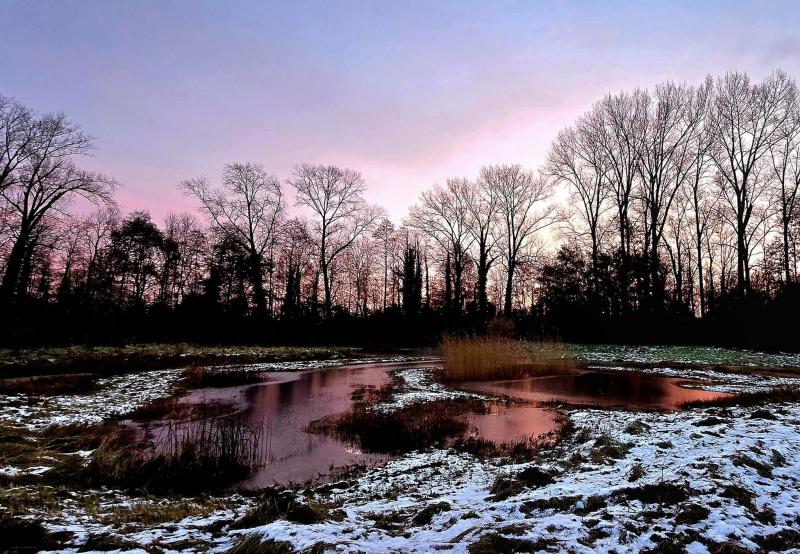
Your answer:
[2,69,800,347]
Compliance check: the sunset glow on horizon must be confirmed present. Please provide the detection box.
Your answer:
[4,0,800,222]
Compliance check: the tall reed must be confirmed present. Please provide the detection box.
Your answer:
[441,337,576,381]
[90,412,263,492]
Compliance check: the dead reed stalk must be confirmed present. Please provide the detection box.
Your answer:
[441,337,576,381]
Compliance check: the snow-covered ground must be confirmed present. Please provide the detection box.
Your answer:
[375,366,488,412]
[32,491,255,553]
[228,403,800,553]
[3,347,800,552]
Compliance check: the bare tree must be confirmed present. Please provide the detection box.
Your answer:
[0,153,115,300]
[636,79,710,309]
[83,206,119,299]
[407,178,474,314]
[373,218,396,310]
[278,217,313,319]
[288,164,381,318]
[482,164,554,315]
[769,93,800,284]
[708,70,797,293]
[182,162,284,315]
[595,90,647,310]
[469,172,501,320]
[546,112,611,294]
[685,126,717,316]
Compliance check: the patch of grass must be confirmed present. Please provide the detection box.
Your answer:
[520,495,582,514]
[0,373,99,395]
[410,501,451,526]
[0,515,68,552]
[87,415,262,494]
[624,420,651,435]
[732,454,772,478]
[628,463,645,482]
[441,337,576,381]
[574,495,607,515]
[754,506,776,525]
[468,532,553,553]
[77,533,144,552]
[675,503,710,525]
[182,365,266,389]
[455,414,573,462]
[0,484,67,516]
[719,484,755,510]
[126,396,182,420]
[233,488,343,528]
[102,499,226,526]
[0,344,362,378]
[614,482,691,506]
[489,467,555,501]
[590,435,631,463]
[309,399,481,454]
[0,422,125,487]
[366,509,411,533]
[227,535,296,554]
[753,529,800,551]
[127,395,236,422]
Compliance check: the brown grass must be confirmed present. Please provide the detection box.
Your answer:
[182,365,265,389]
[0,373,99,395]
[441,337,576,381]
[309,399,484,454]
[87,414,263,493]
[0,344,360,378]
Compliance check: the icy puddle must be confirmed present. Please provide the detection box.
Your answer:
[461,370,733,409]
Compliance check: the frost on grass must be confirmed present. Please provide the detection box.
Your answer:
[230,403,800,553]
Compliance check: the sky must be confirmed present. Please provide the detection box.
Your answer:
[3,0,800,223]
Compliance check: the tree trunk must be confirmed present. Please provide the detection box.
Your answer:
[0,227,31,303]
[476,248,489,321]
[736,216,747,294]
[783,215,792,284]
[504,261,515,316]
[321,259,333,319]
[248,251,267,315]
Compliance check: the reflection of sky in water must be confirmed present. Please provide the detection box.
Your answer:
[141,364,734,488]
[462,371,732,410]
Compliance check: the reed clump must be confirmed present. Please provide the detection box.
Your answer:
[88,414,262,493]
[441,337,576,381]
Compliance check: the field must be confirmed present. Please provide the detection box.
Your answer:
[1,343,799,552]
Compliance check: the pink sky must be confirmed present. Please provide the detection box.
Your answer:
[3,1,800,222]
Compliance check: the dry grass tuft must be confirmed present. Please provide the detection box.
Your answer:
[441,337,576,382]
[88,414,263,493]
